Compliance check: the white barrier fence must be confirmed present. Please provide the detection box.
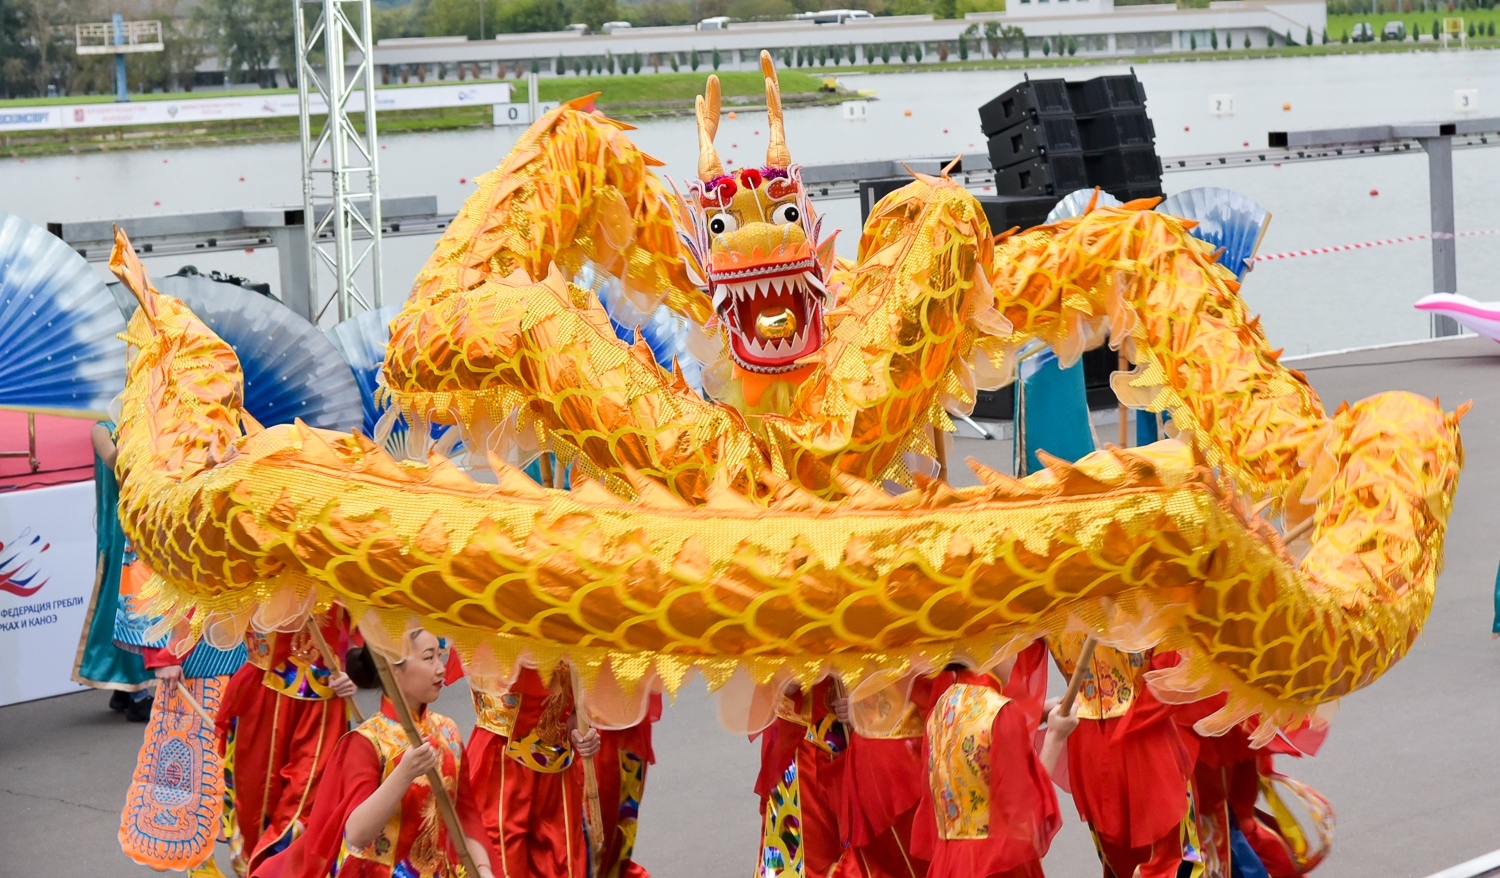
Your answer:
[0,481,95,707]
[0,82,552,134]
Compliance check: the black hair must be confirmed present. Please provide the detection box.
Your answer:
[345,645,382,690]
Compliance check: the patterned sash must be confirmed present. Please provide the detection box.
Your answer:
[119,675,227,870]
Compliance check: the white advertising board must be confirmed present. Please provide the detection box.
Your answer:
[0,82,514,133]
[0,481,96,706]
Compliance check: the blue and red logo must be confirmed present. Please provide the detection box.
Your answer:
[0,530,50,597]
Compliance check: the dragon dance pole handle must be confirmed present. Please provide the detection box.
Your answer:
[370,651,484,878]
[175,680,215,726]
[569,665,606,876]
[1059,635,1099,717]
[304,613,366,725]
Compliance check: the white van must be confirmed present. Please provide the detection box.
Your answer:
[602,20,632,33]
[697,16,731,29]
[795,8,874,24]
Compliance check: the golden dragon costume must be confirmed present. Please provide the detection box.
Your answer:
[110,54,1462,740]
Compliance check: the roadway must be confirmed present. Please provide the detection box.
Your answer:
[0,334,1496,878]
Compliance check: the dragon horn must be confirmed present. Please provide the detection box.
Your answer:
[761,50,790,169]
[109,226,160,327]
[696,75,723,180]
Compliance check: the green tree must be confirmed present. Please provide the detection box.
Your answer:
[690,49,699,69]
[556,52,566,72]
[497,0,569,34]
[1042,36,1050,54]
[782,47,793,66]
[914,40,923,60]
[847,43,856,63]
[1190,32,1197,48]
[899,41,908,61]
[195,0,295,87]
[1210,29,1218,47]
[1067,35,1076,54]
[632,51,642,73]
[669,52,679,70]
[958,32,969,58]
[1022,36,1029,56]
[712,46,721,69]
[934,0,957,19]
[1244,32,1251,47]
[574,0,616,30]
[1306,25,1313,43]
[1286,28,1295,44]
[881,42,891,62]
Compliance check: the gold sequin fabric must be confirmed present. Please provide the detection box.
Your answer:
[105,84,1463,735]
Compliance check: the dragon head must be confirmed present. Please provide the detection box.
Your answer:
[680,53,838,376]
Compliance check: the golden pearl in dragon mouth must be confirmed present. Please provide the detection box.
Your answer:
[756,307,798,340]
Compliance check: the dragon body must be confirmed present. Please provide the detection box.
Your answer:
[111,55,1462,735]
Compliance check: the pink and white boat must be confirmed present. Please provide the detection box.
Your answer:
[1414,293,1500,342]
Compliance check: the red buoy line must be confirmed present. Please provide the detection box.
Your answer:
[1253,229,1500,263]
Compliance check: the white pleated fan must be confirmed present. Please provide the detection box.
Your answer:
[1157,187,1271,281]
[0,213,127,418]
[1045,188,1124,224]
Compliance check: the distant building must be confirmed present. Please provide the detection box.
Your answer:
[365,1,1326,83]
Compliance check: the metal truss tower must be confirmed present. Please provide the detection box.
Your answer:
[294,0,383,323]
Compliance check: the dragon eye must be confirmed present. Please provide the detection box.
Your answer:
[708,213,738,235]
[772,203,800,225]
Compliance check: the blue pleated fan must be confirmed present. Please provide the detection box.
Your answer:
[1157,187,1271,281]
[579,263,706,395]
[1045,189,1123,225]
[326,304,403,435]
[110,274,364,432]
[0,212,128,418]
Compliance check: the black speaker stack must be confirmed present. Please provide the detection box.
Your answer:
[980,72,1162,202]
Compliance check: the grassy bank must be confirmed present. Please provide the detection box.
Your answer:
[0,70,843,158]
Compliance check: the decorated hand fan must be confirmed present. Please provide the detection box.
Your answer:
[111,273,364,432]
[1045,188,1123,224]
[1157,187,1271,281]
[0,212,128,418]
[326,303,403,435]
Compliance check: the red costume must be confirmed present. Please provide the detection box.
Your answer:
[595,695,662,878]
[216,609,357,872]
[1048,638,1198,878]
[466,667,588,878]
[755,681,847,878]
[910,666,1062,878]
[252,699,492,878]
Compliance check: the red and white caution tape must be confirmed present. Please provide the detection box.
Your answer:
[1254,229,1500,262]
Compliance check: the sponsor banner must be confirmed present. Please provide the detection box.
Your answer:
[1,82,515,132]
[0,107,67,133]
[0,481,95,706]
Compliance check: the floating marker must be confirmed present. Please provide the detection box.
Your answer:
[1369,189,1379,196]
[904,109,912,116]
[1282,102,1292,111]
[460,177,467,184]
[728,111,738,119]
[1184,125,1191,131]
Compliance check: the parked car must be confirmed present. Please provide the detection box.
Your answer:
[1351,21,1375,41]
[601,20,632,33]
[794,9,874,24]
[1382,20,1406,40]
[564,22,588,34]
[697,16,730,29]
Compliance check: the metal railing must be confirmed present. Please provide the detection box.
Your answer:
[74,20,163,55]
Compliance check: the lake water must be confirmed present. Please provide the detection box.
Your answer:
[2,50,1496,355]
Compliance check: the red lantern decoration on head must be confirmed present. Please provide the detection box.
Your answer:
[739,167,763,190]
[715,177,738,202]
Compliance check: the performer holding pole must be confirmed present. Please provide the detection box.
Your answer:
[214,607,362,873]
[464,662,599,878]
[252,627,495,878]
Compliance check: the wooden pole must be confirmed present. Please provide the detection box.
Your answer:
[1059,635,1098,717]
[1282,516,1316,545]
[569,665,606,876]
[537,452,554,488]
[304,613,365,724]
[370,651,483,878]
[175,680,215,727]
[1117,350,1130,449]
[932,425,949,484]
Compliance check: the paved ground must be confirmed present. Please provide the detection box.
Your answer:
[1,335,1496,878]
